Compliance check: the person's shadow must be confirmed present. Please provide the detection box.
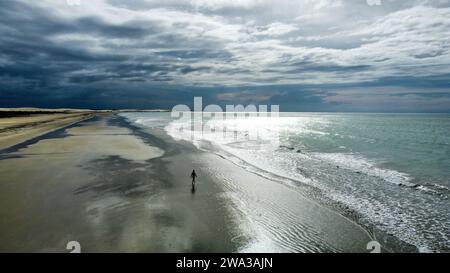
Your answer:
[191,183,196,194]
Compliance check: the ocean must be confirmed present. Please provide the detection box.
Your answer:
[122,112,450,252]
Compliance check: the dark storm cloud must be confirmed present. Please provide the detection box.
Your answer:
[75,17,154,38]
[0,0,449,112]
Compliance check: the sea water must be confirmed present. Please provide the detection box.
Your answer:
[122,112,450,252]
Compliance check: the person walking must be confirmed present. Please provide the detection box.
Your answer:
[190,169,197,190]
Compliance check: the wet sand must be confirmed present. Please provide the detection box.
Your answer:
[0,114,235,252]
[0,114,374,252]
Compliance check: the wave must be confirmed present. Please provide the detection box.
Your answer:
[311,152,415,187]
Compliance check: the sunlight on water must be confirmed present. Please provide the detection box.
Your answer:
[123,112,450,252]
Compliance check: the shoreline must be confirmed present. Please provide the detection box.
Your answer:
[0,113,413,252]
[120,115,384,252]
[199,147,418,253]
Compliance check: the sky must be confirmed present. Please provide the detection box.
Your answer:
[0,0,449,112]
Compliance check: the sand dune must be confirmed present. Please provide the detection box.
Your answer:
[0,112,94,150]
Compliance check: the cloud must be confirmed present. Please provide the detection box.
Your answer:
[0,0,449,111]
[250,22,298,36]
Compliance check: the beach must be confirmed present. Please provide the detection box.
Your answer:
[1,0,449,256]
[0,113,378,252]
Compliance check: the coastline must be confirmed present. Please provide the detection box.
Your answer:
[0,113,410,252]
[123,120,373,252]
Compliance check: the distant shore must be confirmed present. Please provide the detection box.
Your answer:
[0,108,168,151]
[0,112,92,151]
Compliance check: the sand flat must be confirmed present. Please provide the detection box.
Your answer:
[0,115,183,252]
[20,118,164,162]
